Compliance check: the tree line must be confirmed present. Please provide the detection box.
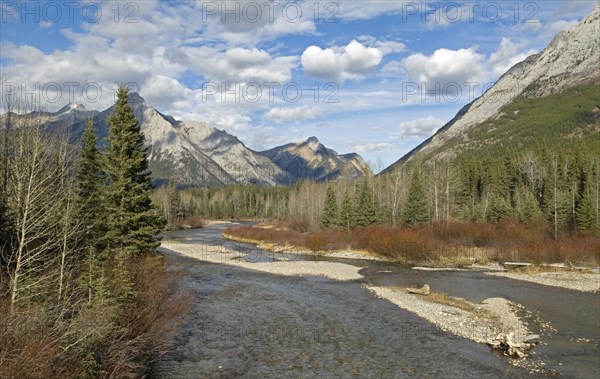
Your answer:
[317,146,599,237]
[157,144,599,238]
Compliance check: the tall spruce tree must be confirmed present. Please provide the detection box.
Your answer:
[403,169,430,227]
[487,195,513,223]
[355,179,376,227]
[576,187,596,234]
[337,191,354,231]
[76,119,104,245]
[103,86,164,256]
[321,185,338,228]
[516,188,541,224]
[76,119,108,303]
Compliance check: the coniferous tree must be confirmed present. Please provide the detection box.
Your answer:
[487,195,513,223]
[516,188,542,224]
[321,185,338,228]
[75,119,108,303]
[76,119,105,245]
[576,186,596,234]
[403,169,430,227]
[103,86,164,257]
[355,179,376,227]
[337,191,354,231]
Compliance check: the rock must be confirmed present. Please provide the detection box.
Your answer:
[524,334,541,345]
[488,332,535,358]
[407,284,430,295]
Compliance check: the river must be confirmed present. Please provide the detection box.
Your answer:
[152,223,599,378]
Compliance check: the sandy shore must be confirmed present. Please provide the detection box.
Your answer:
[487,270,600,292]
[159,242,363,281]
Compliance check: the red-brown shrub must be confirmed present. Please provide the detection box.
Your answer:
[225,221,600,265]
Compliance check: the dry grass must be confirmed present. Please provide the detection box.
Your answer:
[0,255,190,379]
[388,286,475,312]
[423,291,475,313]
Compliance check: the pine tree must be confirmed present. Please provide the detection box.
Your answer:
[576,187,596,234]
[103,86,164,257]
[76,119,109,304]
[337,191,354,231]
[516,188,542,224]
[165,180,182,227]
[321,185,338,228]
[355,179,376,227]
[403,169,430,227]
[487,195,513,223]
[76,119,104,245]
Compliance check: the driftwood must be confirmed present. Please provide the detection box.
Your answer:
[406,284,430,295]
[503,262,532,270]
[488,333,541,358]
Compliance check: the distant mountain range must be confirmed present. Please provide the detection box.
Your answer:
[383,5,600,172]
[4,92,370,187]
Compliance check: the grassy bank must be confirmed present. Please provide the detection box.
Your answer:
[224,220,600,266]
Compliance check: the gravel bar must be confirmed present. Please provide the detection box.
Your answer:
[487,271,600,292]
[159,242,363,281]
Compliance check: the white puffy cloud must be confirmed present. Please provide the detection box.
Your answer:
[396,38,537,91]
[265,105,322,122]
[301,40,384,82]
[397,116,446,138]
[403,47,486,85]
[141,75,192,111]
[356,35,406,55]
[185,46,297,84]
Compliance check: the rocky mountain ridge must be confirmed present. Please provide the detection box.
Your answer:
[5,93,370,187]
[384,5,600,170]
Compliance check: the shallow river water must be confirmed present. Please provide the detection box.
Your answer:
[152,223,599,379]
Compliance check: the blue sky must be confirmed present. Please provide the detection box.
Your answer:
[1,0,597,169]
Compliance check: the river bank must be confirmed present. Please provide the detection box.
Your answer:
[223,231,600,293]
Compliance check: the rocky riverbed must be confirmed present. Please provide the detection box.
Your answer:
[155,224,600,378]
[160,241,538,360]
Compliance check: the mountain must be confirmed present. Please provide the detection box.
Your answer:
[66,93,236,187]
[0,102,99,135]
[384,5,600,171]
[3,93,368,187]
[261,136,371,183]
[171,121,291,185]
